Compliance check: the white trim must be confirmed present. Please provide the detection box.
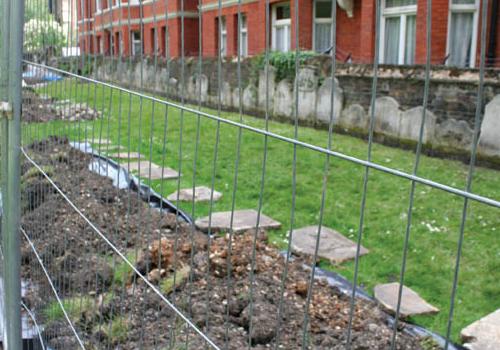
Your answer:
[272,2,291,52]
[200,0,259,12]
[77,18,95,24]
[379,0,417,64]
[445,0,479,68]
[94,12,199,30]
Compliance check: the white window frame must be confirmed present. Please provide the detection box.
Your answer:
[219,16,227,56]
[272,2,291,52]
[131,31,142,56]
[96,0,102,12]
[446,0,479,68]
[312,0,333,53]
[239,14,248,57]
[379,0,417,64]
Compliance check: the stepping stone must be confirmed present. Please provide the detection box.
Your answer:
[461,309,500,350]
[110,152,144,159]
[374,283,439,319]
[126,161,178,180]
[290,226,368,264]
[167,186,222,202]
[86,138,113,145]
[195,209,281,233]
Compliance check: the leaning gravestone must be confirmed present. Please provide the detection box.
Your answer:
[290,226,368,263]
[167,186,222,202]
[195,209,281,233]
[461,309,500,350]
[374,283,439,319]
[478,95,500,157]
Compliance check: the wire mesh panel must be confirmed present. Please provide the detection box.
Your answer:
[3,0,499,348]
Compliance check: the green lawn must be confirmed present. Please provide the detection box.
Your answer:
[28,78,500,343]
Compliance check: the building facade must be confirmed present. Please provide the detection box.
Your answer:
[77,0,500,67]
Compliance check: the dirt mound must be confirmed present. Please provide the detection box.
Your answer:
[20,137,430,349]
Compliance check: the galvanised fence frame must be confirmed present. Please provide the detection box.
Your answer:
[1,0,500,348]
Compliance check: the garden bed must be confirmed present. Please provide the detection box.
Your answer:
[20,137,438,349]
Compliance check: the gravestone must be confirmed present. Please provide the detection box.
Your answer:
[479,95,500,157]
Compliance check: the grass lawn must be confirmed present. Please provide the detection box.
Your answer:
[27,78,500,343]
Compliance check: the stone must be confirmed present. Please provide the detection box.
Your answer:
[242,84,258,112]
[316,77,344,124]
[339,103,368,130]
[296,66,318,120]
[273,80,293,118]
[221,81,233,107]
[374,283,439,319]
[187,73,208,102]
[290,226,368,263]
[371,96,402,138]
[435,118,473,150]
[126,161,178,180]
[167,186,222,202]
[399,106,437,144]
[86,138,113,146]
[195,209,281,233]
[479,95,500,157]
[461,309,500,350]
[258,66,276,109]
[109,152,144,159]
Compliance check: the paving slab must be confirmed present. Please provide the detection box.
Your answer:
[290,226,368,263]
[167,186,222,202]
[126,161,178,180]
[86,138,113,145]
[374,283,439,319]
[195,209,281,233]
[109,152,144,159]
[461,309,500,350]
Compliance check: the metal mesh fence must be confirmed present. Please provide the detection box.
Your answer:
[0,0,499,348]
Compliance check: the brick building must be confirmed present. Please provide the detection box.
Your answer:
[77,0,500,67]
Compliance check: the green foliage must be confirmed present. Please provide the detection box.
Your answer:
[106,252,137,286]
[251,51,318,82]
[43,296,94,324]
[160,266,191,295]
[24,0,66,54]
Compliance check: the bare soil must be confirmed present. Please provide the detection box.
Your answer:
[20,137,431,349]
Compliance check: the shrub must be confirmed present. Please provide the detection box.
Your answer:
[251,51,318,82]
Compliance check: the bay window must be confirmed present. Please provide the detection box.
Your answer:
[314,0,333,53]
[447,0,478,68]
[380,0,416,65]
[272,3,291,52]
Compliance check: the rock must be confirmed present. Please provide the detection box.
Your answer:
[167,186,222,202]
[195,209,281,233]
[374,283,439,319]
[435,118,473,150]
[240,300,277,345]
[290,226,369,263]
[479,95,500,157]
[461,309,500,350]
[147,268,161,284]
[126,161,179,180]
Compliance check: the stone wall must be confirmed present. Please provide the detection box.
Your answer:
[94,56,500,166]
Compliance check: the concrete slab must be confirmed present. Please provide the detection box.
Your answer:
[374,283,439,319]
[126,161,178,180]
[195,209,281,233]
[290,226,368,263]
[109,152,144,159]
[86,138,113,145]
[167,186,222,202]
[461,309,500,350]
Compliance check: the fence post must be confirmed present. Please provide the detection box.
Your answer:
[1,0,24,348]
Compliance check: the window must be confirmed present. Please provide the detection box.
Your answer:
[108,31,114,55]
[380,0,416,65]
[218,17,227,56]
[97,36,103,54]
[447,0,478,67]
[239,14,248,57]
[272,3,291,52]
[96,0,102,11]
[115,32,122,55]
[161,26,169,57]
[131,31,142,56]
[151,28,158,55]
[314,0,333,53]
